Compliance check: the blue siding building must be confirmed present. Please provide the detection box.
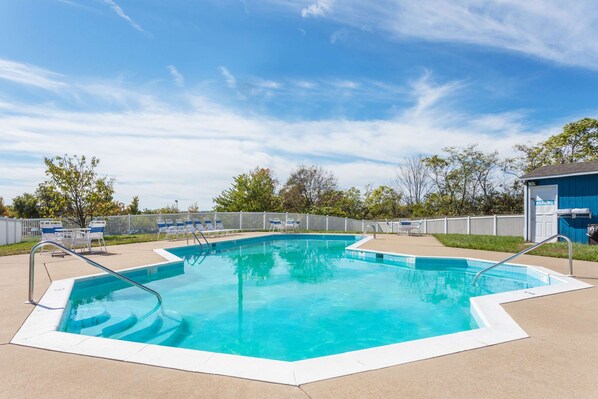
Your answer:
[520,161,598,244]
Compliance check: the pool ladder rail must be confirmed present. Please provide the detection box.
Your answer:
[188,231,211,253]
[473,234,573,286]
[27,240,162,306]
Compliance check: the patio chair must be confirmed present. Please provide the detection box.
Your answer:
[88,220,107,252]
[269,218,284,232]
[184,219,196,236]
[397,220,422,236]
[285,218,300,231]
[40,221,66,254]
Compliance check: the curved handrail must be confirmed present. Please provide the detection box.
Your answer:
[365,224,377,239]
[473,234,573,285]
[28,240,162,306]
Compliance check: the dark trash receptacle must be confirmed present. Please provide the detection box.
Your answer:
[588,224,598,245]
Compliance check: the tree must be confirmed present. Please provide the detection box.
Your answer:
[127,196,141,215]
[11,193,40,218]
[395,154,431,207]
[213,167,281,212]
[42,155,116,227]
[188,202,200,213]
[515,118,598,173]
[423,145,504,216]
[363,185,404,219]
[0,196,9,216]
[280,165,338,213]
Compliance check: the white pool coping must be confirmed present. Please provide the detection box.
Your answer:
[12,234,593,385]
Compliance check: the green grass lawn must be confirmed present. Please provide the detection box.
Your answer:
[433,234,598,262]
[0,233,160,257]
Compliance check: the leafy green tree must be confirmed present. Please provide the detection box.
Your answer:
[213,167,281,212]
[35,182,66,218]
[363,185,404,219]
[515,118,598,173]
[0,196,9,216]
[11,193,40,218]
[41,155,116,227]
[423,145,505,216]
[280,165,338,213]
[127,196,141,215]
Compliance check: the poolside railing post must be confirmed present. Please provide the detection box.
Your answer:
[493,215,498,236]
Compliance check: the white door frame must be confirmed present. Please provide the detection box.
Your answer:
[528,184,558,243]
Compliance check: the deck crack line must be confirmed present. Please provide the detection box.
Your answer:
[42,262,53,282]
[298,385,315,399]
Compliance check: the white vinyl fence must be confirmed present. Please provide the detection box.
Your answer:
[380,215,524,236]
[18,212,524,239]
[0,217,22,246]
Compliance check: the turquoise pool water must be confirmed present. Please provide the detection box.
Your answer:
[60,234,551,361]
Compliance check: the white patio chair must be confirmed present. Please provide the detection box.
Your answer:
[87,220,107,252]
[164,219,177,240]
[269,218,284,232]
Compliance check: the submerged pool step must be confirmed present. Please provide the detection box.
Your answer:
[113,310,187,347]
[68,306,111,332]
[79,311,138,337]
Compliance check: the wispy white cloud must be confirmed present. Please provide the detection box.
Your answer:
[0,60,558,209]
[330,29,348,44]
[218,66,237,89]
[272,0,598,70]
[0,59,68,90]
[301,0,333,18]
[102,0,145,33]
[167,65,185,87]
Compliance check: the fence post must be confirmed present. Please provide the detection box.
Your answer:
[306,214,309,231]
[128,214,131,234]
[493,214,498,236]
[467,216,471,235]
[286,212,289,224]
[326,215,329,231]
[240,211,243,230]
[423,219,427,234]
[344,217,347,232]
[444,217,448,234]
[362,219,365,232]
[263,211,266,230]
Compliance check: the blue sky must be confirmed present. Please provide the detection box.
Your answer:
[1,0,597,209]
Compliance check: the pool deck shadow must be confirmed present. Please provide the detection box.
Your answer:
[1,232,597,398]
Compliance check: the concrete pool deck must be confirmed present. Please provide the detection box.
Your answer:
[1,233,597,398]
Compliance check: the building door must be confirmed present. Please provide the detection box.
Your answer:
[529,185,558,242]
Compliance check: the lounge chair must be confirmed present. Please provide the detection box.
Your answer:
[175,219,187,239]
[156,220,168,240]
[397,220,422,236]
[215,219,238,235]
[164,219,177,240]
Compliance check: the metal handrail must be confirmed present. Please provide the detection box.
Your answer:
[188,231,210,250]
[28,240,162,306]
[473,234,573,285]
[366,224,377,239]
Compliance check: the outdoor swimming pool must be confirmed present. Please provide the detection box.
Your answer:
[58,234,554,361]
